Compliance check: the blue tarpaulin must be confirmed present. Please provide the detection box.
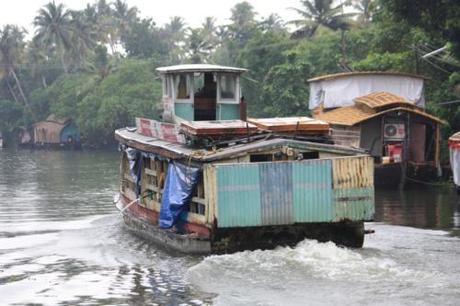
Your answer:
[159,162,200,229]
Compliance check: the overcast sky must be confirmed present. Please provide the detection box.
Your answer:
[0,0,301,35]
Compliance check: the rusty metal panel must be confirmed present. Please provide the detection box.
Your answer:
[292,160,333,222]
[215,163,261,227]
[259,162,293,225]
[333,188,374,221]
[332,156,375,221]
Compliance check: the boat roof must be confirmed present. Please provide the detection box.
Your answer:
[115,128,365,162]
[247,117,330,133]
[156,64,247,74]
[354,92,416,110]
[449,131,460,142]
[308,71,426,83]
[315,104,444,126]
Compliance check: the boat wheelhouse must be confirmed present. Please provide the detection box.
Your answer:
[115,64,375,254]
[449,132,460,193]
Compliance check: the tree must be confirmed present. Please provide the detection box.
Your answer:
[383,0,460,60]
[353,0,375,26]
[289,0,355,38]
[0,25,29,106]
[33,1,73,73]
[186,28,214,63]
[69,10,97,69]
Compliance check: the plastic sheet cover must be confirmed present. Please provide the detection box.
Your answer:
[309,75,425,109]
[450,148,460,186]
[159,162,200,228]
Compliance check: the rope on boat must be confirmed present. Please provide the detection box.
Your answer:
[117,191,153,213]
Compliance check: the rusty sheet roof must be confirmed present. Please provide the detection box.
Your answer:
[115,128,365,162]
[180,120,258,136]
[307,71,426,82]
[354,92,415,109]
[247,117,329,133]
[315,105,444,126]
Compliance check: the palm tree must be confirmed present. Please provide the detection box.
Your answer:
[69,11,97,69]
[186,28,214,64]
[112,0,138,35]
[289,0,355,38]
[202,17,218,45]
[0,25,29,106]
[353,0,375,25]
[33,1,72,73]
[164,16,186,62]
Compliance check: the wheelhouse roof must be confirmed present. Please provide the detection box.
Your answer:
[156,64,247,74]
[307,71,426,83]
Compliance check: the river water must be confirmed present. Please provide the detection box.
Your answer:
[0,149,459,305]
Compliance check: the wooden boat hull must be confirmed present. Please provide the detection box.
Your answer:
[117,194,366,254]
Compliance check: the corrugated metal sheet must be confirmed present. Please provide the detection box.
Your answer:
[332,156,375,221]
[213,156,375,228]
[293,160,333,222]
[215,163,261,227]
[333,188,374,221]
[259,162,293,225]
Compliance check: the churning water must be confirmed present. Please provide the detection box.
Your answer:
[0,149,459,305]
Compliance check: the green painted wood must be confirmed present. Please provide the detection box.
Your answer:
[174,103,194,121]
[333,187,375,221]
[292,160,333,222]
[217,103,240,120]
[215,163,261,227]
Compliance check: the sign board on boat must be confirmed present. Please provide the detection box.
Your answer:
[136,117,185,144]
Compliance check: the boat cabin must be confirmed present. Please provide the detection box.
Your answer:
[32,115,81,149]
[308,72,444,186]
[157,64,247,122]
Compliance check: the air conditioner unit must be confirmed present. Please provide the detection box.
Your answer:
[384,123,405,140]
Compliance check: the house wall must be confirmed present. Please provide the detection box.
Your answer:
[33,122,65,144]
[330,125,361,148]
[359,118,382,157]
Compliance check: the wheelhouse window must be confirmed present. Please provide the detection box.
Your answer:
[175,74,191,100]
[162,76,171,97]
[219,74,236,100]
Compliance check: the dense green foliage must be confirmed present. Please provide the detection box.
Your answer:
[0,0,459,155]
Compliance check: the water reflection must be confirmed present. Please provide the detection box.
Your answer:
[374,187,460,231]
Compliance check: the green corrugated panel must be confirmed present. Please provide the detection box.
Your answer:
[293,160,333,222]
[333,187,375,221]
[175,103,194,121]
[215,164,261,227]
[217,103,240,120]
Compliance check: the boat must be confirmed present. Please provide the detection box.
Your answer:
[308,72,445,188]
[449,132,460,193]
[114,64,375,254]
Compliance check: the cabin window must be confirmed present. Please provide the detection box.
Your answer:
[250,154,273,162]
[219,74,236,100]
[301,151,319,160]
[162,76,171,97]
[175,74,191,100]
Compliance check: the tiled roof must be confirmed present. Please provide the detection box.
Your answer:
[314,105,444,126]
[314,105,375,126]
[354,92,415,109]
